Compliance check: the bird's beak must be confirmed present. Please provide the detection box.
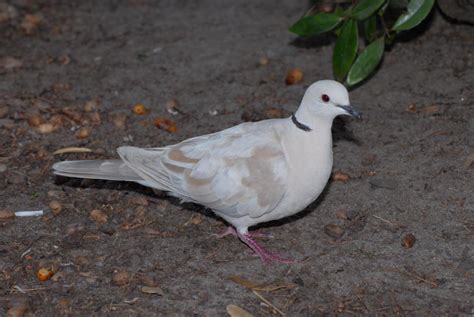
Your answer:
[337,105,362,119]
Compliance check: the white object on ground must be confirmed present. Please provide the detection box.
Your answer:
[15,210,44,217]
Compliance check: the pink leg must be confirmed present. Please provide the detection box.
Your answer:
[236,231,297,264]
[213,226,273,239]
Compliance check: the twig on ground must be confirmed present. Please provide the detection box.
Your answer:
[253,290,286,316]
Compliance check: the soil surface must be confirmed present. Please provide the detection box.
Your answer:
[1,1,473,316]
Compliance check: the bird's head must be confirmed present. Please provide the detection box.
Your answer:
[296,80,361,122]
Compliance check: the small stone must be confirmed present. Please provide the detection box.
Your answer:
[49,200,63,215]
[132,103,148,115]
[111,112,127,129]
[27,114,43,127]
[89,209,108,224]
[165,99,179,115]
[401,233,416,249]
[0,163,7,173]
[112,270,130,286]
[258,56,269,66]
[285,68,303,85]
[75,127,91,139]
[37,267,54,282]
[324,223,345,238]
[36,123,55,134]
[84,99,99,112]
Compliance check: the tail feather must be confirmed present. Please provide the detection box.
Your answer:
[52,160,143,182]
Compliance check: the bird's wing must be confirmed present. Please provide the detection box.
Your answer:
[118,121,289,219]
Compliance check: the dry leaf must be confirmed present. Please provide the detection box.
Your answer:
[324,223,345,238]
[228,275,259,289]
[0,210,15,221]
[53,147,92,155]
[422,105,440,114]
[154,117,177,133]
[140,286,164,295]
[333,172,350,182]
[90,209,108,224]
[227,304,254,317]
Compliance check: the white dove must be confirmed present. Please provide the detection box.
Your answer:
[53,80,360,263]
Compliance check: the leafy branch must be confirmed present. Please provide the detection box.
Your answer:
[289,0,436,87]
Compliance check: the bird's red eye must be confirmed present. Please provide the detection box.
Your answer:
[322,94,330,102]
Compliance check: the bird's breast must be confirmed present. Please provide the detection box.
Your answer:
[277,128,334,217]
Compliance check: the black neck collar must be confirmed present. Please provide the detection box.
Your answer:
[291,114,312,132]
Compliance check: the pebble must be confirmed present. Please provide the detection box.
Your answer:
[112,270,130,286]
[401,233,416,249]
[49,200,63,215]
[89,209,108,224]
[324,223,345,238]
[0,163,7,173]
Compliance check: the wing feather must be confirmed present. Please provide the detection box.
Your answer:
[117,121,289,219]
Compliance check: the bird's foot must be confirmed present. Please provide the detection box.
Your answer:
[212,226,273,239]
[237,232,296,264]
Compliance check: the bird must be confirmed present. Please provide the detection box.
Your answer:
[53,80,361,264]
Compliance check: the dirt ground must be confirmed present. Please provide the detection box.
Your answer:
[0,0,473,316]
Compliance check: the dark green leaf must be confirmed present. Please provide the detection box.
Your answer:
[289,13,343,36]
[363,15,377,42]
[378,0,390,15]
[333,19,359,81]
[352,0,386,20]
[346,37,385,86]
[392,0,435,31]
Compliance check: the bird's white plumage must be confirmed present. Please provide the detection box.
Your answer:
[117,119,289,220]
[53,80,358,237]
